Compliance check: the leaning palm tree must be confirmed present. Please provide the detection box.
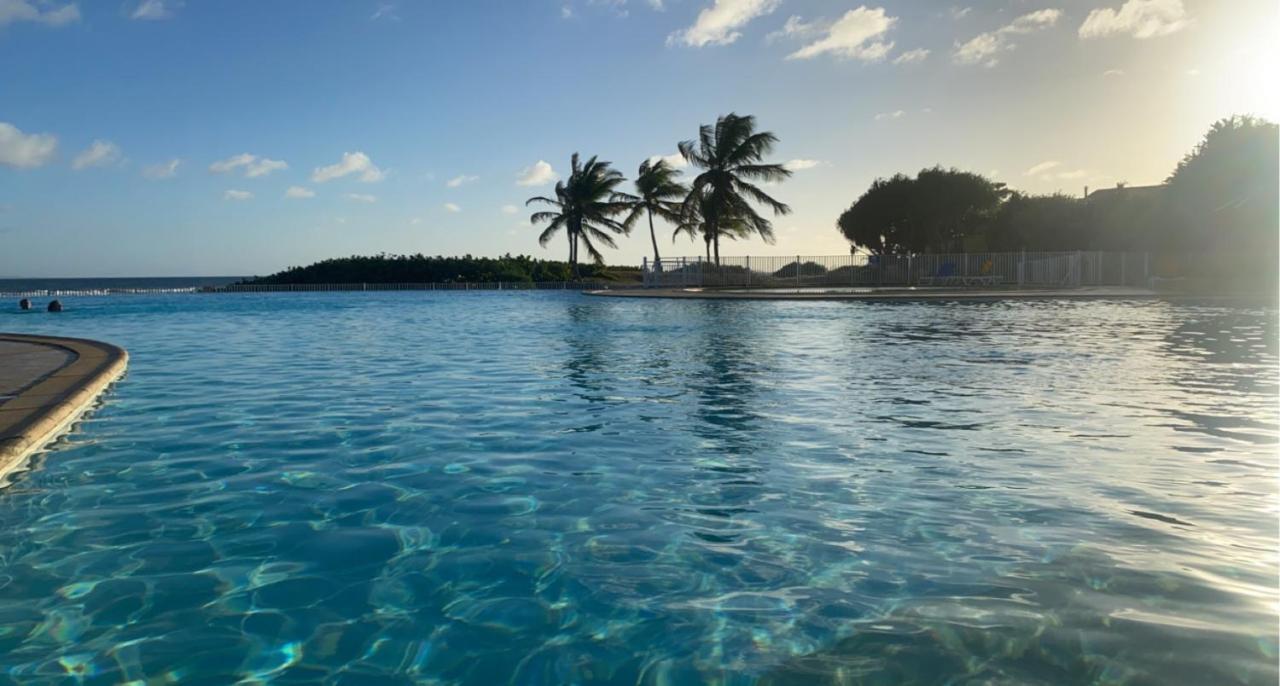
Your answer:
[679,113,791,265]
[615,158,687,271]
[527,153,630,278]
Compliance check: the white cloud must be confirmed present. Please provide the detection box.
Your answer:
[501,204,519,214]
[787,7,896,61]
[312,151,385,183]
[284,185,315,199]
[646,152,688,169]
[71,139,122,170]
[954,8,1062,66]
[765,15,819,43]
[446,174,479,188]
[444,202,462,213]
[210,153,288,178]
[143,158,181,179]
[346,193,377,203]
[131,0,178,20]
[0,0,79,27]
[667,0,781,48]
[410,217,423,225]
[951,6,972,20]
[516,160,557,186]
[1103,68,1125,77]
[893,48,930,64]
[370,3,398,21]
[0,122,57,169]
[1025,160,1061,176]
[1079,0,1189,39]
[224,190,253,201]
[874,109,906,121]
[783,158,824,171]
[209,152,288,177]
[561,4,572,19]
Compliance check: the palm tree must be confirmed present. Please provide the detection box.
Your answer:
[527,153,630,277]
[679,113,791,265]
[615,158,687,271]
[674,187,753,262]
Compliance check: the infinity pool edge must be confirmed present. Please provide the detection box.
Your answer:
[0,333,128,486]
[585,286,1163,301]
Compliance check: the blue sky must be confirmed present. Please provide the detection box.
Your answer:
[1,0,1276,276]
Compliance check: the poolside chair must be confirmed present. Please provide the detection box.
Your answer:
[919,261,957,286]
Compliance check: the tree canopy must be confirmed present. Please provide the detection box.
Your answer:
[837,116,1278,260]
[837,167,1005,254]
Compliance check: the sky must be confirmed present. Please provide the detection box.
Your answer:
[1,0,1276,277]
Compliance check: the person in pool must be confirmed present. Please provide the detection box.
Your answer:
[18,298,31,310]
[47,300,62,312]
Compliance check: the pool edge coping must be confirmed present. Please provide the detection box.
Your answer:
[0,333,128,486]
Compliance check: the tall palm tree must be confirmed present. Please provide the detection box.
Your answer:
[679,113,792,265]
[615,158,687,271]
[674,187,752,262]
[527,153,630,277]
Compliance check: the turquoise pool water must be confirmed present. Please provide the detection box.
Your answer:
[0,293,1276,684]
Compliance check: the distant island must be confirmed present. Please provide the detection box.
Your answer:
[237,253,639,286]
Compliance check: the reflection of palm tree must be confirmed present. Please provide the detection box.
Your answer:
[679,113,791,264]
[616,158,687,271]
[527,153,629,278]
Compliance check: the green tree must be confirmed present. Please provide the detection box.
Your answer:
[615,158,688,270]
[1165,115,1278,256]
[987,192,1088,251]
[837,167,1005,254]
[678,113,791,264]
[527,153,630,277]
[835,174,914,255]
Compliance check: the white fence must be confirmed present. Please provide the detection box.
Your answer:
[641,251,1152,289]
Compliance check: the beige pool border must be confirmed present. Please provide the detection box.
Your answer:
[0,333,128,484]
[586,286,1162,301]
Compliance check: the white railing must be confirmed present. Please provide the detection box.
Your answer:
[641,251,1152,289]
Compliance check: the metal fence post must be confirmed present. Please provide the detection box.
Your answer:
[745,256,751,288]
[795,256,801,287]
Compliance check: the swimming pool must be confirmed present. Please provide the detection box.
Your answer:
[0,292,1275,684]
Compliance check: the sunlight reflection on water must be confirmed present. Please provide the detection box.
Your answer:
[0,293,1275,684]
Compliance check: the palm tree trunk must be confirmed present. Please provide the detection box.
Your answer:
[647,208,661,270]
[572,234,581,279]
[567,229,575,277]
[708,218,721,266]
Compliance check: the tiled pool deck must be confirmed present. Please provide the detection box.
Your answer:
[0,333,128,483]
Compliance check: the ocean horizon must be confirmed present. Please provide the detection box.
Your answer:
[0,276,247,295]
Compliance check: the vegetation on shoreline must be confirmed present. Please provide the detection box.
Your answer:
[245,116,1274,291]
[239,254,638,285]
